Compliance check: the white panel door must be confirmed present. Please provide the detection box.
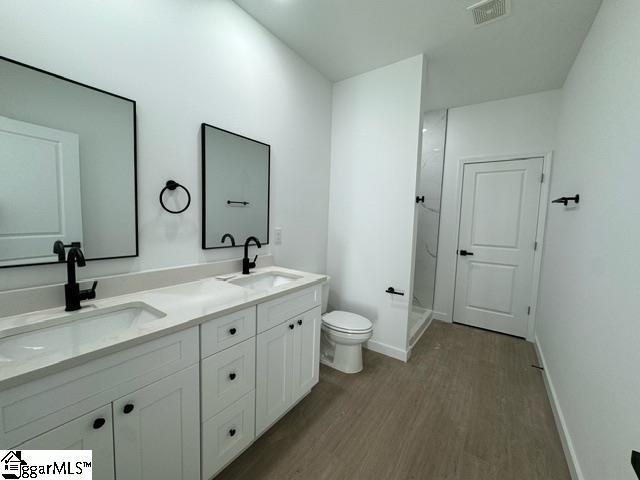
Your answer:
[0,115,82,266]
[454,158,543,337]
[18,405,114,480]
[113,365,200,480]
[292,307,321,400]
[255,321,294,436]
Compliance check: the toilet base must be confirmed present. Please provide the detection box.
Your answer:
[320,328,370,374]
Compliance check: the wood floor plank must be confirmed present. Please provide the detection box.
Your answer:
[215,321,570,480]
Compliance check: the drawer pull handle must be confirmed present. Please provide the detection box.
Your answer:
[289,324,294,330]
[229,327,237,335]
[297,319,303,326]
[229,428,236,437]
[93,418,106,429]
[229,372,237,381]
[123,404,135,414]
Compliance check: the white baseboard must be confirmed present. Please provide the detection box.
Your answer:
[365,339,408,362]
[432,311,449,323]
[534,336,584,480]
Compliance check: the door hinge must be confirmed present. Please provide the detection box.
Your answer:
[527,306,531,315]
[540,173,545,183]
[534,241,538,251]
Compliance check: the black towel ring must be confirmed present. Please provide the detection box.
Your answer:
[160,180,191,214]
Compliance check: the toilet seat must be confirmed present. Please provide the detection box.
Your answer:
[322,310,372,334]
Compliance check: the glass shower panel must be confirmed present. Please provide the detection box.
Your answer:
[413,109,446,313]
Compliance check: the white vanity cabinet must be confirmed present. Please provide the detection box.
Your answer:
[1,276,325,480]
[200,307,257,480]
[19,405,116,480]
[200,285,321,479]
[113,365,200,480]
[255,287,321,436]
[1,328,201,480]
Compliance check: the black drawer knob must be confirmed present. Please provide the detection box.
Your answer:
[289,324,294,330]
[229,428,236,437]
[297,319,303,326]
[123,404,135,414]
[229,327,237,335]
[93,418,106,429]
[229,372,237,381]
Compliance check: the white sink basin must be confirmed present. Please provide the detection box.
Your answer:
[0,303,166,366]
[229,271,301,293]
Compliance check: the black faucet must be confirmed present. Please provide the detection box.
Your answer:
[221,233,236,246]
[242,236,262,274]
[54,242,98,311]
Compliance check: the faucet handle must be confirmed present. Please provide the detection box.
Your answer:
[252,255,258,264]
[84,281,98,300]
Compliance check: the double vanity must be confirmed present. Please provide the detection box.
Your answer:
[0,267,327,480]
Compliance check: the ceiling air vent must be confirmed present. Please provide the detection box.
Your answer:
[467,0,511,26]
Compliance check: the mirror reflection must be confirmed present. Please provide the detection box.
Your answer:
[201,123,270,249]
[0,57,138,268]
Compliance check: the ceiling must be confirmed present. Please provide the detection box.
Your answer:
[234,0,602,109]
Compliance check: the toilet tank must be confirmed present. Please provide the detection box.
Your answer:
[321,276,331,314]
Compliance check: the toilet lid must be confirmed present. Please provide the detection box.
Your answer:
[322,311,372,333]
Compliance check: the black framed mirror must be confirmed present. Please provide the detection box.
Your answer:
[0,56,138,268]
[201,123,270,249]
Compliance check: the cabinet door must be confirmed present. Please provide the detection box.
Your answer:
[18,405,114,480]
[255,321,294,436]
[113,365,200,480]
[292,306,322,401]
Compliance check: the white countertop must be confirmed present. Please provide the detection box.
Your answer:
[0,266,327,390]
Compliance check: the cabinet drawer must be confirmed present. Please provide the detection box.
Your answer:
[0,327,198,447]
[201,307,256,358]
[201,338,256,421]
[257,286,321,333]
[201,391,255,480]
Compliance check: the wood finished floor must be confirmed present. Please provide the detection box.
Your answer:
[216,321,570,480]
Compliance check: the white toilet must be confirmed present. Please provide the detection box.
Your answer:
[320,279,373,374]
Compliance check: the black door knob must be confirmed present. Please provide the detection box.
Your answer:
[229,327,237,335]
[123,404,135,414]
[229,428,236,437]
[459,249,474,256]
[93,418,106,429]
[297,319,303,326]
[289,324,294,330]
[229,372,237,381]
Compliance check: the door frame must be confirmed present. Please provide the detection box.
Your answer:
[451,152,553,341]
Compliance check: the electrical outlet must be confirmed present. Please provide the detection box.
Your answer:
[274,227,282,245]
[632,450,640,479]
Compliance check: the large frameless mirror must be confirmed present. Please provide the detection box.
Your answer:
[0,56,138,268]
[201,123,270,249]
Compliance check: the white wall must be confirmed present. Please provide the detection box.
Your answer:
[327,55,425,360]
[433,90,561,321]
[535,1,640,478]
[0,0,332,291]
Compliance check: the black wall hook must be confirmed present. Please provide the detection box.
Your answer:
[552,194,580,206]
[160,180,191,214]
